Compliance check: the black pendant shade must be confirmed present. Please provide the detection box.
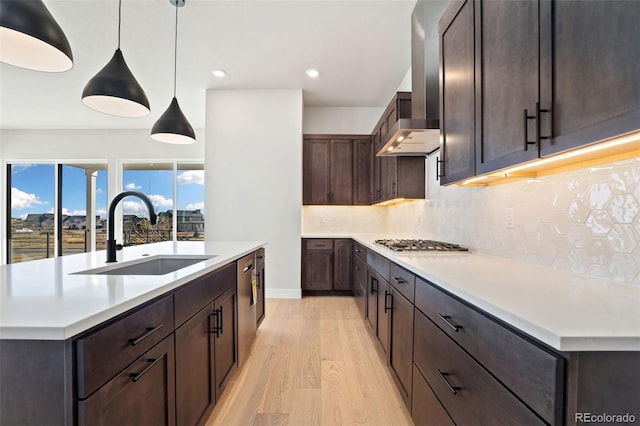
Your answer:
[0,0,73,72]
[82,48,150,117]
[151,0,195,144]
[151,97,196,144]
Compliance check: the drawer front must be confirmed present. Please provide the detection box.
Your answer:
[413,310,545,426]
[366,250,390,279]
[174,263,236,327]
[415,278,562,424]
[389,263,415,303]
[412,364,455,426]
[256,247,265,268]
[76,295,174,399]
[352,240,367,260]
[353,256,368,289]
[305,239,333,250]
[78,335,176,426]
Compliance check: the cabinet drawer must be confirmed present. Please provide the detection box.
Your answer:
[305,239,333,250]
[78,334,175,426]
[174,263,236,327]
[76,295,174,399]
[413,310,545,426]
[415,278,562,424]
[389,263,415,303]
[412,364,454,426]
[352,240,367,260]
[367,250,390,279]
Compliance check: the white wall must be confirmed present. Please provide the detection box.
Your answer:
[303,107,382,134]
[0,128,204,263]
[205,90,303,299]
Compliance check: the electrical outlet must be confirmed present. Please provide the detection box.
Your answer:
[505,207,515,229]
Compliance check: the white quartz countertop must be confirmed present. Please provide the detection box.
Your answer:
[0,241,265,340]
[305,233,640,352]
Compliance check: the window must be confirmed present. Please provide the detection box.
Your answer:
[177,163,204,241]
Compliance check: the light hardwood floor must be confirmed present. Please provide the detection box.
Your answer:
[206,296,414,426]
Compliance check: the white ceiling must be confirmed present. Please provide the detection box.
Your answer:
[0,0,417,130]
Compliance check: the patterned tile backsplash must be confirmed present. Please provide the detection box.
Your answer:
[302,155,640,285]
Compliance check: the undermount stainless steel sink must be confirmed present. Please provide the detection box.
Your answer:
[75,255,216,276]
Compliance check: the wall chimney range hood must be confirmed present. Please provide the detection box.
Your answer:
[378,0,449,156]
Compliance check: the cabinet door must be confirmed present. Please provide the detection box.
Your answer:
[214,286,237,400]
[380,156,397,201]
[303,138,330,205]
[439,0,476,185]
[372,129,382,203]
[540,1,640,156]
[412,364,455,426]
[329,139,353,204]
[389,289,414,408]
[332,239,352,290]
[475,0,539,174]
[255,249,265,327]
[78,336,176,426]
[396,157,425,199]
[376,276,390,355]
[352,256,368,319]
[353,138,373,205]
[175,305,215,426]
[304,249,334,290]
[366,270,378,333]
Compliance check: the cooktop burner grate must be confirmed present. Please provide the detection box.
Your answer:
[374,239,469,252]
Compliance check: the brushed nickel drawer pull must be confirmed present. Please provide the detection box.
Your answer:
[128,324,163,346]
[392,277,406,285]
[243,264,254,273]
[437,313,461,332]
[130,358,161,382]
[436,368,460,395]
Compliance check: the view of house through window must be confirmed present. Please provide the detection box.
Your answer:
[7,163,108,264]
[177,163,205,241]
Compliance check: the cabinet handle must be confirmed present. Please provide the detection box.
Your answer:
[391,182,396,197]
[523,108,537,151]
[243,263,254,273]
[370,277,377,294]
[130,358,161,382]
[437,313,462,332]
[436,369,460,395]
[384,291,392,313]
[391,277,406,285]
[537,102,552,142]
[436,157,444,180]
[218,306,224,335]
[128,324,163,346]
[210,311,220,337]
[256,272,261,289]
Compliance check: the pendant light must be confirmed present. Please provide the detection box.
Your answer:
[151,0,195,144]
[0,0,73,72]
[82,0,150,117]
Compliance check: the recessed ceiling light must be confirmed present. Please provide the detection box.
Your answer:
[211,69,227,78]
[305,69,320,78]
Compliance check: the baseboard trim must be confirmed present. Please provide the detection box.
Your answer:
[265,288,302,299]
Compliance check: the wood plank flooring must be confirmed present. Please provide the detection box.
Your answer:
[206,296,414,426]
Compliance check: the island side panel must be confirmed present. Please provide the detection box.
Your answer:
[0,339,74,426]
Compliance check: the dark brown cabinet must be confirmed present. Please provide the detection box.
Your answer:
[439,0,640,185]
[352,254,368,319]
[237,253,257,367]
[475,0,540,174]
[438,0,477,184]
[375,274,390,355]
[539,1,640,157]
[353,138,373,204]
[78,335,176,426]
[174,264,238,426]
[302,238,352,292]
[255,248,266,327]
[411,364,455,426]
[303,135,372,206]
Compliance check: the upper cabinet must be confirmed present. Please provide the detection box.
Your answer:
[540,1,640,157]
[303,135,371,205]
[439,0,476,185]
[439,0,640,185]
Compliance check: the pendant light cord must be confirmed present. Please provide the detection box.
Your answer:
[173,3,178,98]
[117,0,122,49]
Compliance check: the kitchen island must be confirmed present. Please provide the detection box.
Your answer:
[0,240,265,426]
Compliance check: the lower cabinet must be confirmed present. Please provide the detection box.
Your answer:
[352,255,368,319]
[78,335,176,426]
[255,248,266,327]
[388,287,414,408]
[375,273,390,355]
[411,364,455,426]
[302,238,352,292]
[213,286,237,399]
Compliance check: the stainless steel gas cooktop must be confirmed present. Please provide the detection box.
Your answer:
[374,239,469,252]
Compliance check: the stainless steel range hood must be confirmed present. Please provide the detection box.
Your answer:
[378,0,449,156]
